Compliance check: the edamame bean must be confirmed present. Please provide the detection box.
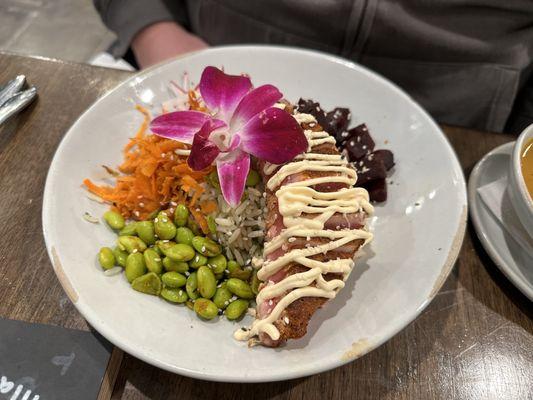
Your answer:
[185,272,199,300]
[207,216,216,235]
[156,240,176,255]
[226,278,254,299]
[136,221,156,245]
[165,243,195,262]
[131,272,161,295]
[189,253,207,269]
[147,208,160,220]
[118,236,147,254]
[227,260,252,280]
[212,287,233,310]
[197,266,216,299]
[207,254,227,274]
[175,227,194,246]
[162,257,189,273]
[103,210,125,230]
[154,212,177,240]
[125,253,147,283]
[225,299,249,320]
[191,236,221,257]
[144,248,163,274]
[185,300,194,310]
[187,217,202,236]
[161,287,188,303]
[251,270,261,295]
[112,247,128,267]
[119,222,137,236]
[174,204,189,227]
[194,298,218,320]
[207,170,220,189]
[161,271,186,288]
[151,245,162,256]
[245,169,260,186]
[98,247,115,270]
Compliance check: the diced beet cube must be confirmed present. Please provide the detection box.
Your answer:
[372,149,395,170]
[362,178,388,202]
[325,107,351,139]
[354,155,387,185]
[297,98,330,132]
[343,124,375,151]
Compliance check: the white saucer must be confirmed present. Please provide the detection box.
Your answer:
[469,142,533,300]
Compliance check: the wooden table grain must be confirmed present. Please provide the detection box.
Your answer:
[0,53,531,400]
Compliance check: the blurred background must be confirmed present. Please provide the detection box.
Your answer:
[1,0,113,63]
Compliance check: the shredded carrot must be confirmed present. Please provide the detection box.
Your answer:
[83,105,215,232]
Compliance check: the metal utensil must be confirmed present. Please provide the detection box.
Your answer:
[0,86,37,126]
[0,75,26,108]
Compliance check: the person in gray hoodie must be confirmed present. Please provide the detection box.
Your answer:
[93,0,533,133]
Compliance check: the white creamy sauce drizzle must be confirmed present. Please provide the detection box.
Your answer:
[234,112,374,343]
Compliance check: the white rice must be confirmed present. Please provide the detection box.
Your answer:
[199,182,266,266]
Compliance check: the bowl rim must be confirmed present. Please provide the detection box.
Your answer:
[512,124,533,211]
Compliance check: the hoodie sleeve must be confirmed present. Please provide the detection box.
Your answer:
[93,0,189,57]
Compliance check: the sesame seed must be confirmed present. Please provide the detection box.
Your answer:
[284,317,290,324]
[132,249,138,254]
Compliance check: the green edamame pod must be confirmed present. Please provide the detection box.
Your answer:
[161,287,188,303]
[185,272,199,300]
[103,210,125,230]
[118,235,147,254]
[154,212,177,240]
[197,266,216,299]
[213,287,233,310]
[194,298,218,320]
[185,300,194,310]
[98,247,115,270]
[156,240,176,255]
[119,222,137,236]
[227,260,252,280]
[143,248,163,274]
[187,216,202,236]
[189,253,207,269]
[136,221,156,245]
[131,272,161,295]
[112,247,128,267]
[191,236,221,257]
[225,299,249,320]
[165,243,195,262]
[161,271,186,288]
[226,278,254,299]
[162,257,189,273]
[207,170,220,189]
[174,204,189,227]
[245,169,260,186]
[251,270,261,295]
[207,216,217,235]
[175,227,194,246]
[207,254,227,274]
[125,253,147,283]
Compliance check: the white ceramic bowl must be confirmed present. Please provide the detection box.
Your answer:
[509,124,533,238]
[42,46,467,382]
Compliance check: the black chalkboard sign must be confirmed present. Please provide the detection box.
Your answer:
[0,318,113,400]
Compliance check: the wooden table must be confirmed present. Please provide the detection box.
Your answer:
[0,53,531,400]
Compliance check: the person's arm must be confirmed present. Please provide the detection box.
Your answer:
[131,22,208,69]
[93,0,207,67]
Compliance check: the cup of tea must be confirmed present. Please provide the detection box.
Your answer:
[509,124,533,238]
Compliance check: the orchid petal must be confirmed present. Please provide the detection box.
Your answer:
[187,119,226,170]
[239,107,308,164]
[199,66,252,122]
[150,111,210,143]
[216,149,250,207]
[230,84,283,132]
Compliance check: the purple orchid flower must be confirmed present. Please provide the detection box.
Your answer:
[150,66,308,206]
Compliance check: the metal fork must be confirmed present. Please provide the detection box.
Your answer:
[0,75,38,125]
